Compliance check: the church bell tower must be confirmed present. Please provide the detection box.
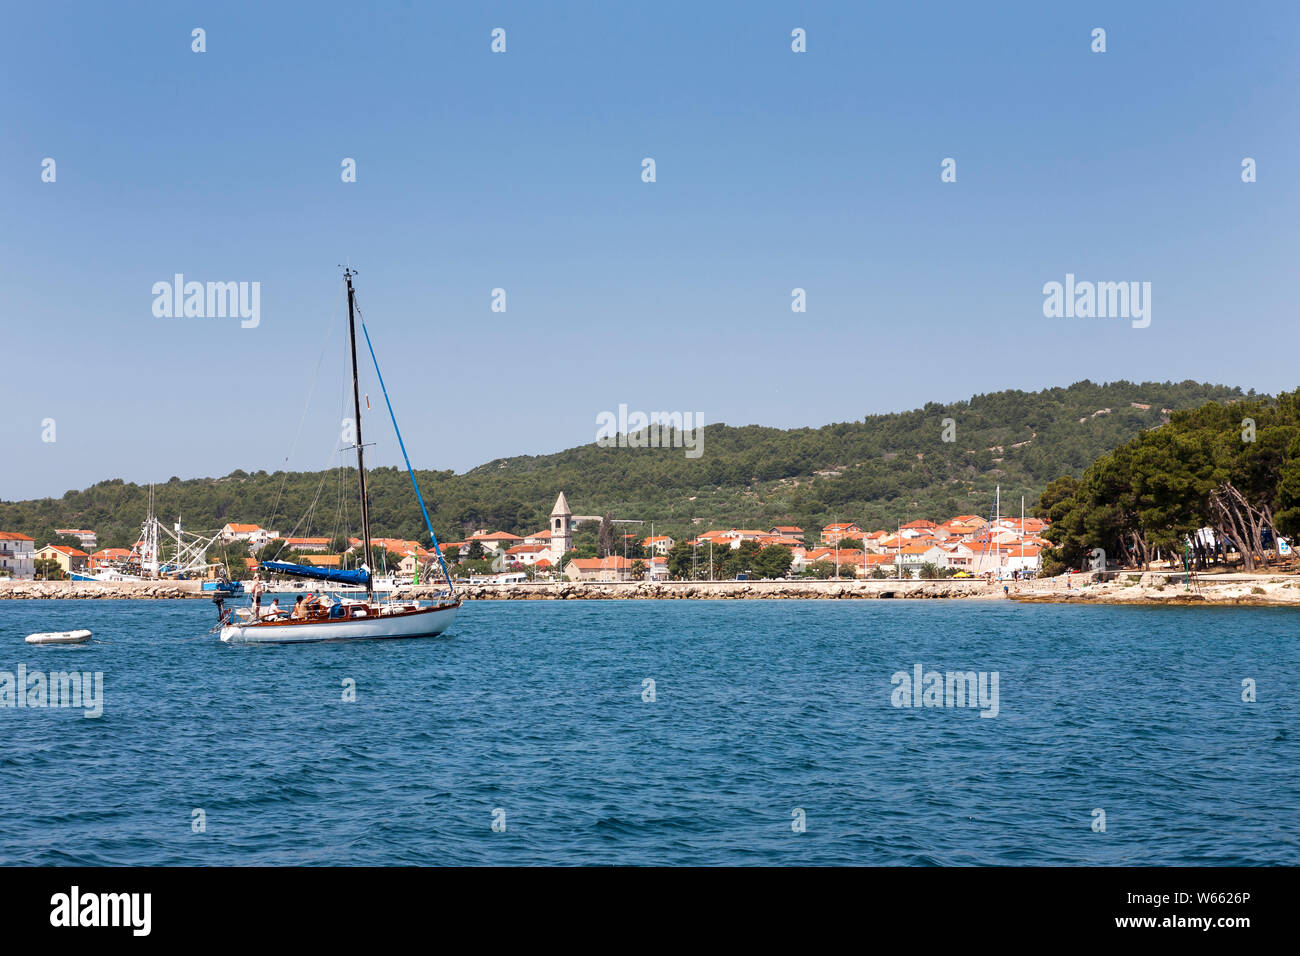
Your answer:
[550,491,573,556]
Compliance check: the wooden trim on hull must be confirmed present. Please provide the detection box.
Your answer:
[220,601,460,644]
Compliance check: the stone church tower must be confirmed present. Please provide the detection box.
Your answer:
[550,491,573,556]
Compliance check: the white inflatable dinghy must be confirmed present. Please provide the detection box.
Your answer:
[25,629,92,645]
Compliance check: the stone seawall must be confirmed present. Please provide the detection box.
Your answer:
[0,578,998,601]
[0,580,203,600]
[409,580,1001,601]
[6,574,1298,605]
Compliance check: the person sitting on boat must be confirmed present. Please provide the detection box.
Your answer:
[260,597,282,619]
[291,595,307,620]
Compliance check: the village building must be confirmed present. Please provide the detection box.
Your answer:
[946,515,987,536]
[34,544,89,576]
[895,543,949,576]
[642,534,675,555]
[504,543,550,566]
[464,531,524,556]
[282,537,331,553]
[861,530,890,552]
[999,545,1043,576]
[89,547,132,571]
[220,523,278,548]
[0,532,36,579]
[564,555,635,582]
[821,522,863,545]
[55,528,97,551]
[862,553,900,575]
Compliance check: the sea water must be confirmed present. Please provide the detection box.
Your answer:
[0,599,1295,865]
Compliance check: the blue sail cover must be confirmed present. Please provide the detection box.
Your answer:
[260,561,370,586]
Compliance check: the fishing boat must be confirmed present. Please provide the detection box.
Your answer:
[219,268,460,644]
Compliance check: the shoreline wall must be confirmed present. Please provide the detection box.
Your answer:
[3,573,1299,605]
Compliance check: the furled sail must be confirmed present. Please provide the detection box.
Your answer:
[260,561,370,586]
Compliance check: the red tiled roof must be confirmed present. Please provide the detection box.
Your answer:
[568,556,635,570]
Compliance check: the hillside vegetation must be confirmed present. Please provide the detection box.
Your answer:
[2,380,1248,550]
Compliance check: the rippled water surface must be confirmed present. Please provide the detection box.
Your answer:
[0,599,1296,865]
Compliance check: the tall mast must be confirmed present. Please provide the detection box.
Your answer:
[344,268,374,598]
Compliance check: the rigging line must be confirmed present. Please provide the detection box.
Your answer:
[357,317,455,593]
[269,445,342,563]
[262,279,344,536]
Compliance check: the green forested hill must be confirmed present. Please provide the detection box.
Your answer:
[2,380,1250,550]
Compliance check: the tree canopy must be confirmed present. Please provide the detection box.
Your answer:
[1038,391,1300,573]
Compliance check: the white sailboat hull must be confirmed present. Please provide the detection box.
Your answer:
[220,602,459,645]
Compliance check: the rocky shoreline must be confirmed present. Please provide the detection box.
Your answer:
[0,581,200,600]
[4,572,1299,605]
[414,580,1002,601]
[0,579,999,601]
[1009,570,1300,607]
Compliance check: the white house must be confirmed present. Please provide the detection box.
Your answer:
[0,532,36,579]
[642,535,675,555]
[220,523,278,548]
[896,544,949,576]
[504,543,550,566]
[55,528,98,551]
[1000,545,1042,576]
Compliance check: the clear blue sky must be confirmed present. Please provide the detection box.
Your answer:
[3,1,1297,501]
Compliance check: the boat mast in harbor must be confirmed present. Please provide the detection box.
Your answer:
[344,267,375,600]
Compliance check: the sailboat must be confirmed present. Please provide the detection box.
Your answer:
[219,268,460,644]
